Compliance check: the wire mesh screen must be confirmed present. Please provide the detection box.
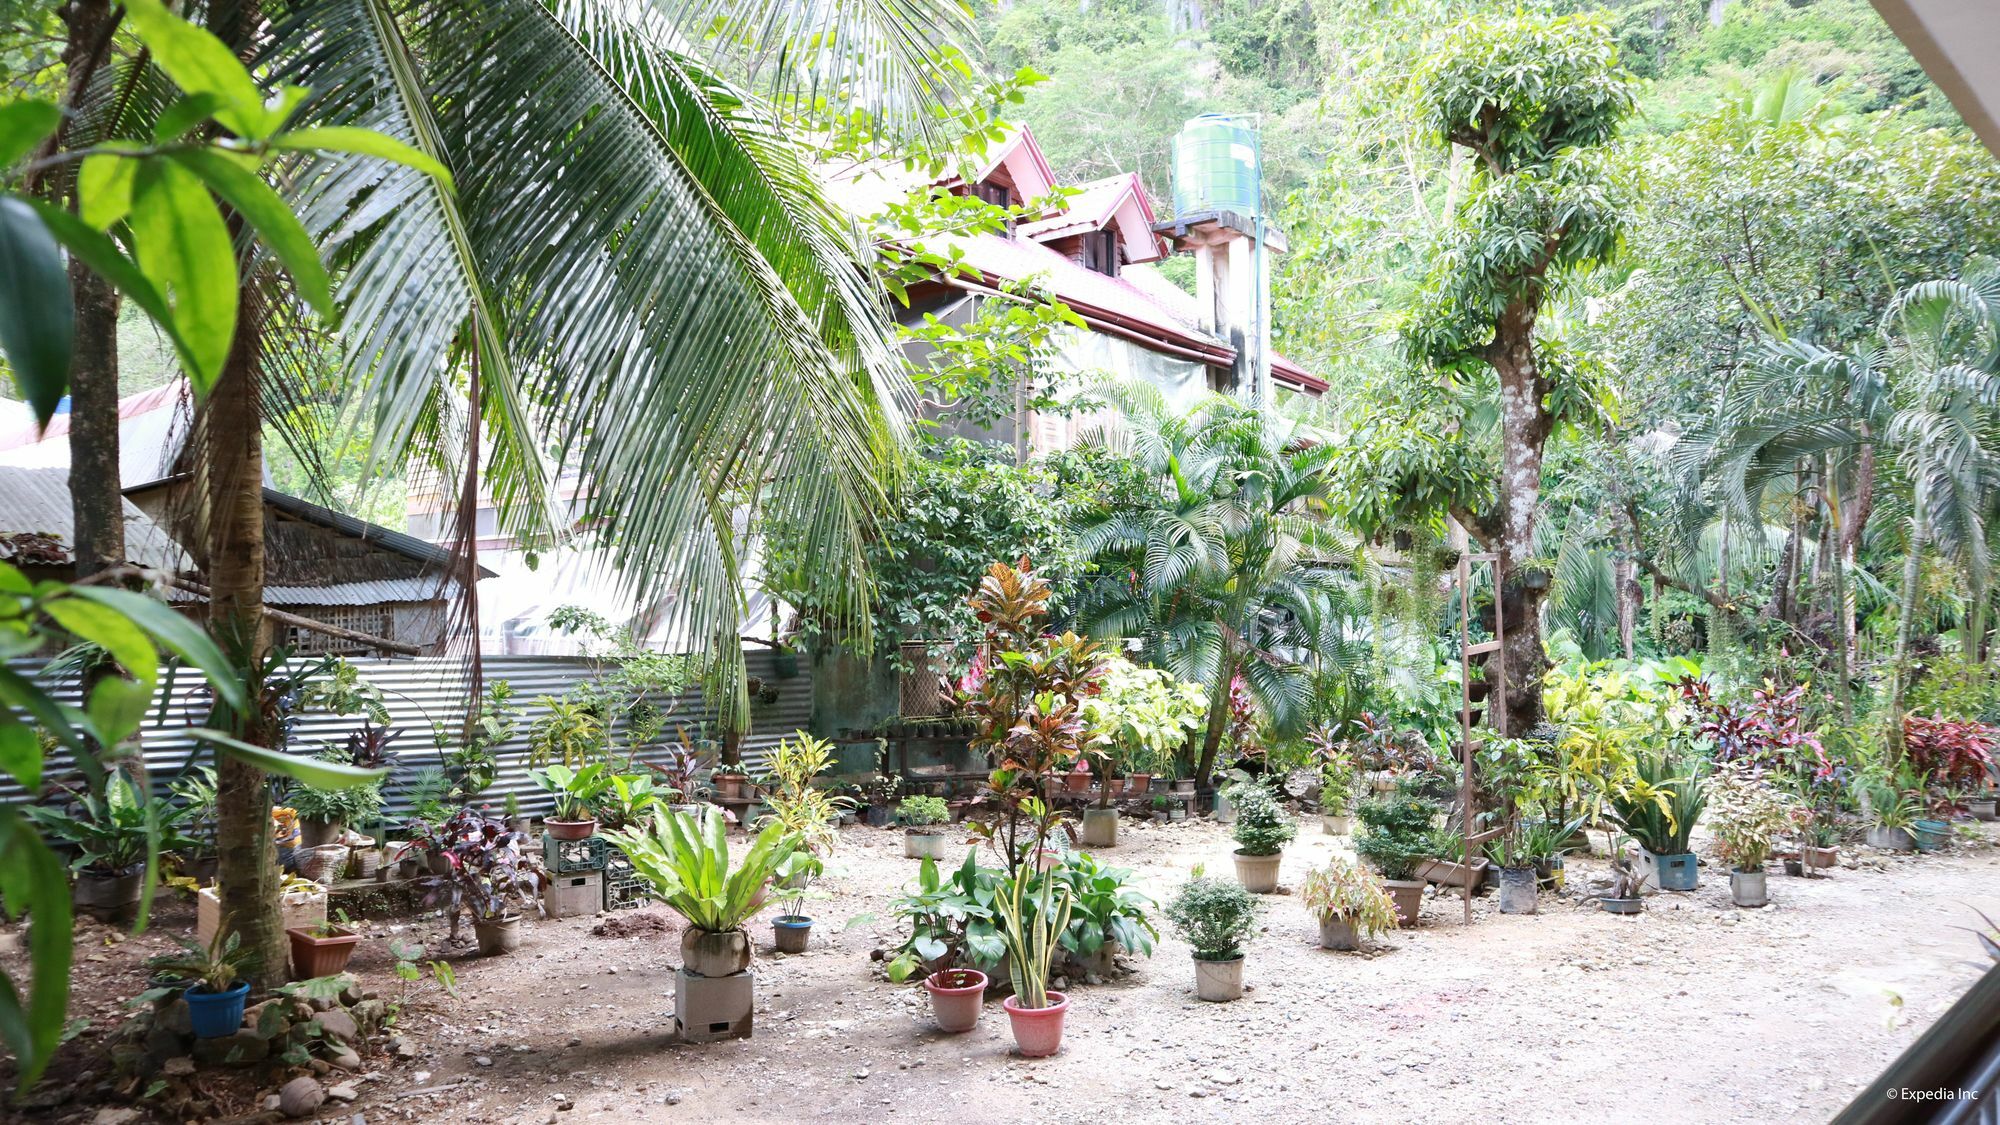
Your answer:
[899,639,951,717]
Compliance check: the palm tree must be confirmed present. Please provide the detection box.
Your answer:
[1073,383,1363,787]
[51,0,981,981]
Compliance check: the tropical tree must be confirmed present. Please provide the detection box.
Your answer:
[1397,10,1636,733]
[1074,383,1362,787]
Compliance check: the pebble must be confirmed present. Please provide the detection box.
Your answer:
[279,1075,325,1118]
[475,1055,495,1067]
[328,1082,360,1102]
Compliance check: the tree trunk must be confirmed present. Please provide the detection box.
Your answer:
[1886,479,1931,764]
[205,292,284,986]
[1488,302,1549,735]
[1826,456,1852,723]
[1193,649,1237,791]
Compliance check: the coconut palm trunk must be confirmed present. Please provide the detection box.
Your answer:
[1887,478,1932,764]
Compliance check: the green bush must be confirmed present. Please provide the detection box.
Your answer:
[1227,782,1296,856]
[1353,777,1439,881]
[289,766,385,827]
[1165,875,1257,961]
[897,795,950,827]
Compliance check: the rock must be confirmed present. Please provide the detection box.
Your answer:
[353,998,388,1031]
[474,1055,494,1067]
[264,1094,283,1111]
[280,1075,327,1118]
[389,1037,418,1060]
[194,1029,270,1067]
[92,1109,143,1125]
[161,1056,196,1078]
[327,1045,364,1072]
[318,1009,360,1044]
[145,1025,188,1061]
[328,1082,360,1102]
[665,1091,683,1106]
[339,978,365,1006]
[159,999,194,1037]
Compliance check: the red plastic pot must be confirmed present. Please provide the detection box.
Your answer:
[924,968,987,1033]
[545,817,598,841]
[286,926,361,979]
[1002,990,1068,1057]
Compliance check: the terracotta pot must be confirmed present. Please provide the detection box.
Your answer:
[1193,955,1244,1002]
[1080,807,1118,848]
[1002,990,1068,1057]
[1232,849,1282,893]
[1125,773,1152,796]
[1803,846,1838,869]
[1730,868,1768,908]
[924,968,987,1033]
[904,828,953,860]
[1318,915,1360,951]
[287,925,362,978]
[73,869,143,924]
[1063,772,1092,794]
[474,914,522,956]
[1383,878,1423,926]
[682,927,751,976]
[772,915,812,954]
[545,817,598,841]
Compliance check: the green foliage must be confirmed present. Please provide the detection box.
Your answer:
[1164,874,1256,961]
[147,927,251,995]
[1079,656,1208,780]
[25,772,199,874]
[895,795,950,827]
[1045,851,1157,961]
[605,808,797,934]
[1604,747,1705,857]
[1353,778,1442,882]
[286,768,385,829]
[756,731,849,861]
[527,763,612,823]
[525,696,606,770]
[1298,855,1400,940]
[882,851,1005,982]
[1707,762,1804,870]
[1225,782,1295,856]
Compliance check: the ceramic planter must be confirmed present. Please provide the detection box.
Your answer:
[1639,850,1698,892]
[1867,825,1916,853]
[683,927,751,976]
[924,968,987,1033]
[1383,878,1424,926]
[1911,818,1949,853]
[474,914,523,955]
[1317,915,1360,951]
[186,981,251,1039]
[73,869,143,924]
[286,925,361,979]
[1497,866,1538,914]
[1414,856,1489,889]
[1080,807,1119,848]
[772,915,812,954]
[1232,849,1282,893]
[1803,846,1838,870]
[1730,867,1768,908]
[1321,812,1349,836]
[903,828,952,860]
[545,817,598,841]
[1002,990,1068,1057]
[1193,955,1244,1002]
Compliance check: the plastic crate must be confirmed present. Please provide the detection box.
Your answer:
[602,843,651,911]
[543,833,609,874]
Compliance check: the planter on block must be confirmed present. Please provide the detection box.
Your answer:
[924,968,987,1033]
[545,817,598,842]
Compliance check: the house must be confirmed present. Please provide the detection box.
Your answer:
[0,383,484,656]
[1871,0,2000,155]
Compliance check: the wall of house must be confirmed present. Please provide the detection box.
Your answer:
[1031,325,1210,453]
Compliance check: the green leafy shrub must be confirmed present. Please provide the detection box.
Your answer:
[288,765,385,828]
[1298,856,1399,941]
[1227,782,1295,856]
[897,795,950,827]
[1165,875,1257,961]
[1353,778,1440,881]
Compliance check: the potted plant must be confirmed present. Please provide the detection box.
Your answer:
[1709,764,1801,909]
[149,927,253,1038]
[529,762,611,840]
[402,808,545,951]
[1166,873,1255,1002]
[289,768,386,849]
[1598,845,1648,915]
[1078,657,1206,848]
[1299,855,1398,950]
[711,762,750,800]
[287,910,364,979]
[1353,778,1437,926]
[1802,819,1840,872]
[755,732,849,952]
[27,773,199,923]
[168,766,221,883]
[1226,782,1295,893]
[923,963,988,1034]
[1864,779,1921,852]
[1413,826,1491,889]
[1150,794,1171,822]
[1307,731,1356,834]
[1489,826,1539,915]
[609,807,796,975]
[898,795,953,859]
[884,853,1007,1037]
[1606,749,1705,893]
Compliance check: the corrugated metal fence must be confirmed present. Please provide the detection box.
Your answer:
[5,650,813,819]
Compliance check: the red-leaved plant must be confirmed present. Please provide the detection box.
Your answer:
[1902,714,1998,812]
[1677,677,1830,776]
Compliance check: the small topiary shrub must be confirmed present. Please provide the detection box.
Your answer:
[1354,776,1440,882]
[1227,782,1296,856]
[1165,874,1257,961]
[897,795,950,827]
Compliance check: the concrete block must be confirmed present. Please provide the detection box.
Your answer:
[543,871,603,919]
[674,968,753,1043]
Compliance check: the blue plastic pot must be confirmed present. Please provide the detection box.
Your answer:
[1911,819,1949,853]
[1648,851,1699,892]
[186,981,250,1039]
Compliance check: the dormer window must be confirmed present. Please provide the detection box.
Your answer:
[1081,230,1120,277]
[976,181,1012,208]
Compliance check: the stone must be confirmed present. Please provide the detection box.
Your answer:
[159,999,194,1037]
[318,1009,360,1044]
[92,1108,143,1125]
[327,1045,363,1072]
[161,1056,196,1078]
[353,998,388,1031]
[280,1076,326,1118]
[474,1055,494,1067]
[194,1029,270,1068]
[144,1025,188,1061]
[389,1037,418,1060]
[328,1082,360,1102]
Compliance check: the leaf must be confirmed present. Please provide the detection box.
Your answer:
[70,587,246,710]
[0,195,75,423]
[41,597,160,688]
[0,100,60,170]
[153,93,222,142]
[78,153,140,230]
[169,150,333,317]
[86,677,155,750]
[271,128,454,188]
[0,713,39,792]
[189,729,388,789]
[0,809,76,1094]
[126,157,235,392]
[23,201,183,357]
[117,0,271,139]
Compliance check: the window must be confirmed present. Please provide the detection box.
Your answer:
[1081,231,1119,277]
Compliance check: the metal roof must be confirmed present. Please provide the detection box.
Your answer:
[0,465,186,570]
[259,488,496,578]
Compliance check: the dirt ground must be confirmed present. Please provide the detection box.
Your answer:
[10,816,2000,1125]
